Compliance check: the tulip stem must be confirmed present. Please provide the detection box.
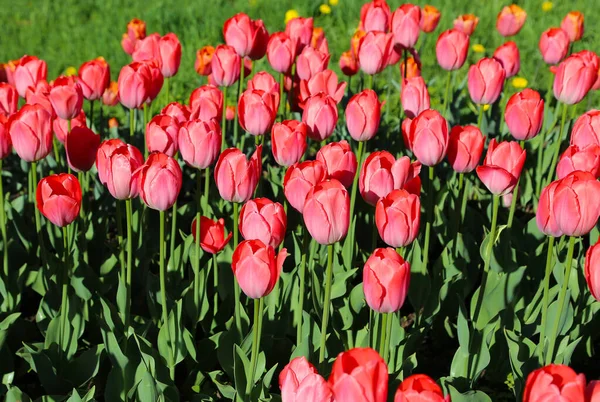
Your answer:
[31,162,46,265]
[53,137,61,171]
[538,236,555,365]
[378,312,388,359]
[318,244,334,364]
[546,102,568,188]
[233,202,242,339]
[477,105,485,134]
[116,202,126,287]
[67,120,72,174]
[453,173,468,258]
[422,166,435,276]
[545,236,576,365]
[129,108,135,139]
[60,226,70,352]
[165,77,170,106]
[143,105,149,159]
[278,72,285,119]
[233,58,245,148]
[89,100,94,131]
[403,49,408,80]
[246,297,264,396]
[169,200,178,266]
[221,86,228,152]
[194,173,202,322]
[507,141,525,228]
[382,312,393,364]
[0,161,7,278]
[159,210,175,379]
[125,199,133,332]
[296,227,309,347]
[535,129,547,198]
[441,71,453,119]
[348,140,364,264]
[367,74,373,91]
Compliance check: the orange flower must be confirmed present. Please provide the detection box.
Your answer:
[496,4,527,37]
[561,11,584,42]
[108,117,119,129]
[454,14,479,36]
[127,18,146,40]
[351,29,366,58]
[195,45,215,76]
[400,56,421,79]
[420,5,441,33]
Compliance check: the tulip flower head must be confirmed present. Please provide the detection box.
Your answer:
[36,174,82,227]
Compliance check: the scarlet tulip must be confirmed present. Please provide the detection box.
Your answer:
[66,126,100,172]
[296,46,330,81]
[49,76,83,120]
[279,357,333,402]
[363,248,410,313]
[223,13,269,59]
[476,139,526,195]
[102,81,119,106]
[523,364,586,402]
[189,85,223,122]
[232,239,288,299]
[302,93,338,141]
[346,89,382,142]
[239,198,287,248]
[316,141,357,188]
[8,104,52,162]
[408,109,449,166]
[121,18,146,55]
[271,120,307,167]
[146,114,179,157]
[504,89,544,140]
[0,83,18,117]
[266,32,295,74]
[436,29,470,71]
[494,41,520,78]
[190,216,232,254]
[395,374,447,402]
[454,14,479,36]
[285,17,314,54]
[238,89,277,136]
[78,57,110,101]
[143,59,164,104]
[496,5,527,37]
[178,119,221,169]
[328,347,388,402]
[283,160,327,213]
[391,4,421,50]
[214,146,262,203]
[571,110,600,150]
[211,45,241,87]
[375,189,420,248]
[585,241,600,302]
[14,55,47,98]
[358,31,393,76]
[401,77,430,119]
[117,62,152,109]
[339,51,359,77]
[553,53,597,105]
[468,58,506,105]
[54,111,86,144]
[247,71,280,107]
[303,179,349,245]
[447,125,484,173]
[36,174,82,227]
[97,139,143,200]
[161,102,190,125]
[552,171,600,236]
[0,116,11,159]
[360,0,391,33]
[561,11,584,43]
[136,152,182,211]
[299,70,346,105]
[536,180,562,237]
[539,28,570,65]
[420,5,441,34]
[195,46,215,76]
[158,33,182,77]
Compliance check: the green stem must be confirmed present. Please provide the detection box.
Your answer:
[477,105,485,134]
[143,104,148,159]
[278,72,285,119]
[422,166,435,271]
[233,58,245,148]
[53,137,61,171]
[125,199,133,331]
[367,74,373,91]
[233,202,242,338]
[246,297,264,396]
[296,227,309,345]
[507,141,525,228]
[546,103,568,188]
[60,226,70,352]
[403,49,408,80]
[67,120,72,174]
[535,129,547,198]
[347,140,364,266]
[129,108,135,139]
[193,173,202,321]
[221,86,228,152]
[538,236,555,365]
[89,100,94,131]
[32,162,45,264]
[169,200,178,265]
[545,236,576,365]
[378,313,388,358]
[441,71,453,119]
[159,211,175,379]
[165,77,170,106]
[0,161,7,278]
[318,244,334,364]
[453,173,467,258]
[116,202,126,286]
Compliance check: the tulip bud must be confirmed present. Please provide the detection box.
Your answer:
[454,14,479,36]
[587,381,600,402]
[476,139,526,195]
[143,59,164,104]
[78,57,111,101]
[102,81,119,106]
[36,173,82,227]
[447,125,484,173]
[401,77,430,119]
[267,32,295,74]
[25,80,54,118]
[161,102,190,125]
[189,85,223,122]
[178,119,221,169]
[553,53,597,105]
[211,45,241,87]
[239,198,287,248]
[496,5,527,37]
[279,357,333,402]
[391,4,421,49]
[232,239,288,299]
[504,89,544,140]
[284,160,327,213]
[97,139,144,200]
[523,365,586,402]
[561,11,584,43]
[436,29,470,71]
[571,110,600,150]
[539,28,570,65]
[66,126,100,172]
[121,18,146,55]
[224,13,269,59]
[131,32,160,64]
[238,89,277,136]
[494,41,520,78]
[303,179,349,245]
[0,116,12,160]
[14,55,47,98]
[420,5,441,33]
[191,216,232,254]
[358,31,393,76]
[536,180,563,237]
[468,58,506,105]
[136,152,182,211]
[146,114,179,157]
[49,76,84,120]
[363,248,410,313]
[299,70,345,105]
[8,104,53,162]
[328,348,388,402]
[401,118,413,151]
[247,71,280,109]
[339,51,359,77]
[195,46,215,76]
[360,0,391,33]
[296,46,330,81]
[117,62,152,109]
[316,140,357,188]
[552,171,600,236]
[214,146,262,203]
[585,241,600,302]
[302,93,338,141]
[285,17,314,55]
[0,83,18,117]
[375,189,420,248]
[158,33,182,78]
[271,120,307,167]
[346,89,382,142]
[408,109,449,166]
[395,375,447,402]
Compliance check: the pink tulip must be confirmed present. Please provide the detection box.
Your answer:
[239,198,287,248]
[132,33,160,64]
[136,152,182,211]
[190,216,232,254]
[223,13,269,58]
[395,374,448,402]
[539,28,570,65]
[0,83,18,117]
[247,71,280,107]
[267,32,295,74]
[391,4,421,49]
[496,5,527,37]
[279,357,333,402]
[468,57,506,105]
[49,76,84,120]
[299,70,346,105]
[8,104,52,162]
[553,53,597,105]
[504,89,544,141]
[346,89,382,142]
[296,46,330,81]
[316,140,357,188]
[161,102,190,125]
[408,109,449,166]
[78,57,111,101]
[14,55,47,98]
[36,174,81,227]
[556,144,600,179]
[454,14,479,36]
[271,120,307,167]
[302,93,338,141]
[561,11,584,43]
[285,17,314,55]
[303,179,350,245]
[447,125,484,173]
[97,139,143,200]
[117,62,152,109]
[238,89,277,136]
[476,139,526,195]
[283,160,327,213]
[358,31,393,75]
[524,364,585,402]
[552,171,600,237]
[211,45,241,87]
[401,77,430,119]
[189,85,223,122]
[145,114,179,157]
[360,0,391,33]
[0,116,12,159]
[232,239,287,299]
[328,348,388,402]
[571,110,600,150]
[536,180,563,237]
[375,189,420,248]
[214,146,262,203]
[158,33,182,77]
[363,248,410,313]
[178,119,221,169]
[436,29,470,71]
[493,41,520,78]
[143,59,164,104]
[585,241,600,302]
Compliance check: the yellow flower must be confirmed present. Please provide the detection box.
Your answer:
[319,4,331,14]
[472,44,485,53]
[483,104,491,112]
[65,66,77,76]
[512,77,528,88]
[285,9,300,24]
[542,1,553,12]
[329,0,339,5]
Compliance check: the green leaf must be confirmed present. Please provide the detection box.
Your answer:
[234,345,250,401]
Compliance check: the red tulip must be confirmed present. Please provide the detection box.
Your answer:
[363,248,410,313]
[283,160,327,213]
[408,109,449,166]
[454,14,479,36]
[360,0,391,33]
[436,29,470,71]
[493,41,520,78]
[158,33,182,77]
[346,89,382,142]
[296,46,330,81]
[585,239,600,302]
[539,28,570,65]
[190,216,232,254]
[267,32,295,74]
[0,83,18,117]
[121,18,146,55]
[271,120,307,167]
[339,51,359,77]
[36,174,82,227]
[102,81,119,106]
[476,139,526,195]
[4,59,19,88]
[299,70,346,105]
[561,11,584,43]
[447,125,484,173]
[78,57,110,101]
[238,89,277,136]
[136,152,182,211]
[375,189,420,248]
[0,116,12,160]
[303,179,349,245]
[571,110,600,150]
[504,89,544,141]
[552,171,600,237]
[189,85,223,122]
[553,53,597,105]
[14,55,47,98]
[97,139,143,200]
[588,381,600,402]
[161,102,190,125]
[143,59,164,104]
[523,364,585,402]
[395,374,448,402]
[360,151,421,206]
[117,62,152,109]
[247,71,280,108]
[391,4,421,50]
[302,93,338,142]
[316,140,357,188]
[195,46,215,76]
[285,17,314,55]
[53,111,86,144]
[468,58,506,105]
[214,146,262,203]
[401,118,413,151]
[178,119,221,169]
[401,77,430,119]
[211,45,241,87]
[358,31,393,76]
[536,180,563,237]
[223,13,269,59]
[145,114,179,157]
[232,239,288,299]
[420,5,441,33]
[8,104,53,162]
[66,126,100,172]
[49,76,83,120]
[328,347,388,402]
[279,357,333,402]
[239,198,287,248]
[496,5,527,37]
